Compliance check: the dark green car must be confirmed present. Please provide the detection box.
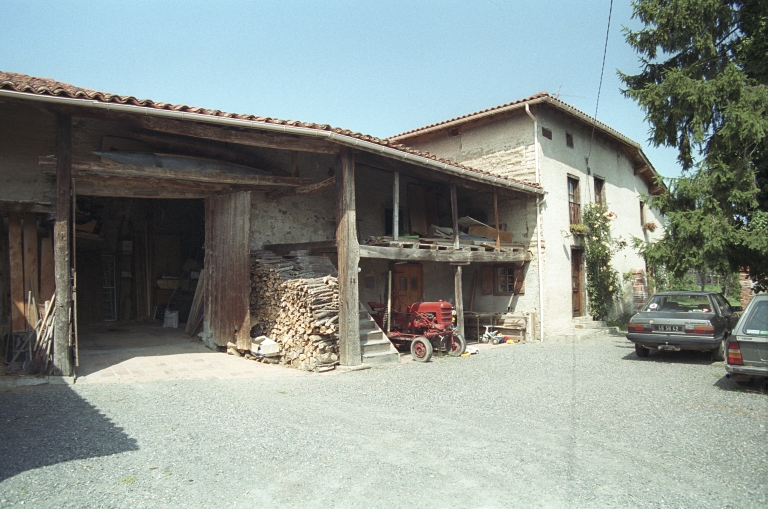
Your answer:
[626,291,741,359]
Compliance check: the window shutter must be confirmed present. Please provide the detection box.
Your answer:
[513,265,525,294]
[481,266,493,295]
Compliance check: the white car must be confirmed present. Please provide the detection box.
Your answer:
[725,293,768,384]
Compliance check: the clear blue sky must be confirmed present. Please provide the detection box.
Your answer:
[0,0,682,178]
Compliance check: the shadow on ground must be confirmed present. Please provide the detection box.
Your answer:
[714,376,768,394]
[621,349,718,365]
[0,384,138,481]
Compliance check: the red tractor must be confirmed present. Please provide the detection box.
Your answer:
[368,299,467,362]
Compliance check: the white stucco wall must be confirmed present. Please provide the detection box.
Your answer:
[400,104,664,338]
[535,107,663,332]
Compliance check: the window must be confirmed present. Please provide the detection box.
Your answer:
[566,132,574,148]
[594,177,605,206]
[542,127,553,140]
[640,200,646,226]
[568,176,581,224]
[487,264,525,295]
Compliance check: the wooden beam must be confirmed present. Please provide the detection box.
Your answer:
[263,240,337,253]
[450,184,459,249]
[53,114,73,377]
[493,187,501,250]
[267,177,335,199]
[7,212,25,331]
[359,245,532,264]
[40,157,312,188]
[392,171,399,241]
[22,213,38,323]
[72,109,339,154]
[127,132,292,176]
[70,175,239,199]
[454,265,465,338]
[0,200,54,214]
[336,148,361,366]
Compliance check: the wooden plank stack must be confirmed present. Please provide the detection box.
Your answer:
[249,251,340,371]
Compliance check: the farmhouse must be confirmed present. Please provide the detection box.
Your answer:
[0,72,548,376]
[390,93,665,336]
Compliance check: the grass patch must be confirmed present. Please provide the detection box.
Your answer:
[119,476,136,484]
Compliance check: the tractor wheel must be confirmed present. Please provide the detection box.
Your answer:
[410,337,433,362]
[448,333,467,356]
[491,337,500,345]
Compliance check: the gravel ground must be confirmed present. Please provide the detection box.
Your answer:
[0,335,766,509]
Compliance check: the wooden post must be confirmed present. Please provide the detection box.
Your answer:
[454,265,465,338]
[22,213,38,325]
[7,212,25,331]
[336,148,361,366]
[392,171,399,241]
[450,184,459,249]
[493,187,501,250]
[53,113,73,376]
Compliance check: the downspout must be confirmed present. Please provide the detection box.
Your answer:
[525,104,545,342]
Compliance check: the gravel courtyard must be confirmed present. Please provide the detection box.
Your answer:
[1,335,766,509]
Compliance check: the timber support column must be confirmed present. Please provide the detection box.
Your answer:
[450,185,465,338]
[336,148,361,366]
[53,114,73,376]
[454,265,465,338]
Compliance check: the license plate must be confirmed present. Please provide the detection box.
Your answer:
[655,325,683,332]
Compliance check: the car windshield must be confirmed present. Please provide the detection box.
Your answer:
[743,301,768,335]
[644,294,713,313]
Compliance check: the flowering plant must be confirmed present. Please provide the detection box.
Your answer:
[582,204,626,320]
[569,223,589,235]
[642,221,658,232]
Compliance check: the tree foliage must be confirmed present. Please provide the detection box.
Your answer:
[619,0,768,290]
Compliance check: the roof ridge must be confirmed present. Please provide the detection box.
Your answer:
[0,70,543,193]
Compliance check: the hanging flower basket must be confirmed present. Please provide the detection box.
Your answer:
[570,223,589,235]
[642,221,658,232]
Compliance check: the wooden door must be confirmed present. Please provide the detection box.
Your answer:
[205,192,252,349]
[571,249,583,317]
[393,263,423,311]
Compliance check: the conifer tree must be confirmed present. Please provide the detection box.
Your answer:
[620,0,768,290]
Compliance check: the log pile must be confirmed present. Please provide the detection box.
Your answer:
[249,251,340,371]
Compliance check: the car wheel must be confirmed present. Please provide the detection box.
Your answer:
[410,337,433,362]
[635,344,650,358]
[712,338,726,362]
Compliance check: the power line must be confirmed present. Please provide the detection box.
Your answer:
[587,0,614,171]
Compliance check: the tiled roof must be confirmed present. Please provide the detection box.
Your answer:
[0,71,543,193]
[390,92,551,139]
[389,92,642,150]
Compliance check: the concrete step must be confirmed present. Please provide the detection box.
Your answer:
[574,320,607,329]
[359,318,376,331]
[558,326,621,342]
[360,329,386,342]
[362,350,401,366]
[360,336,395,355]
[357,303,399,366]
[572,315,596,324]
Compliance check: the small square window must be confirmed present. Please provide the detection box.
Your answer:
[542,127,552,140]
[566,133,574,148]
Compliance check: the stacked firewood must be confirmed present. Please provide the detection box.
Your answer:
[250,251,340,371]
